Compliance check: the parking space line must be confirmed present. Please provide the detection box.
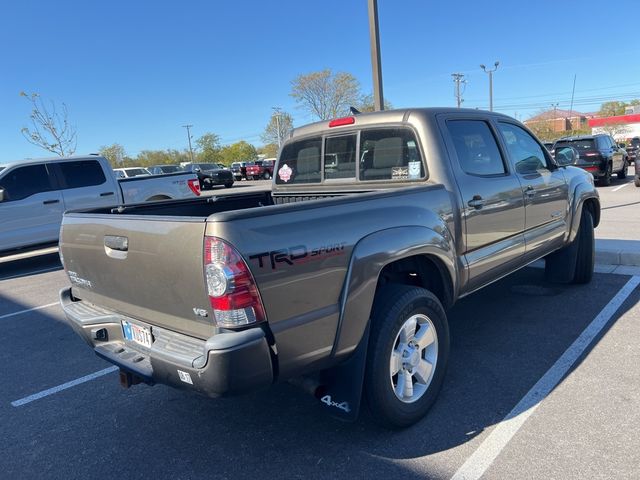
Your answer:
[0,302,59,320]
[11,366,119,407]
[451,275,640,480]
[612,183,630,192]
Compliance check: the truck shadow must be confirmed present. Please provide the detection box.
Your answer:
[0,252,62,281]
[1,267,637,480]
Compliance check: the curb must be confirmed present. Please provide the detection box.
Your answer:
[595,239,640,267]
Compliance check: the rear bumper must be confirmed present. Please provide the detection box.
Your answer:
[59,288,274,396]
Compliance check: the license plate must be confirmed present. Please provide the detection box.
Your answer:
[122,320,152,348]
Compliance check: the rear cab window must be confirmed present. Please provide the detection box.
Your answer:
[275,127,425,185]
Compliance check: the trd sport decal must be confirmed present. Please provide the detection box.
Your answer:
[249,243,346,270]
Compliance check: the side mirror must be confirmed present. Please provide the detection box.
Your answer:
[0,187,5,202]
[194,167,201,172]
[555,146,577,166]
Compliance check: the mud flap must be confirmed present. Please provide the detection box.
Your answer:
[316,324,370,422]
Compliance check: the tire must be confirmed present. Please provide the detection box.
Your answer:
[364,284,449,429]
[263,171,271,180]
[635,177,640,187]
[618,159,628,179]
[597,163,612,186]
[224,182,233,188]
[573,210,594,284]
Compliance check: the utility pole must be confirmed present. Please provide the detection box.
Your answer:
[451,73,466,108]
[272,107,282,148]
[550,103,559,133]
[480,61,499,111]
[368,0,384,111]
[182,124,194,162]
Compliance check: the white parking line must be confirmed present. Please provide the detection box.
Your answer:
[612,183,630,192]
[0,302,59,320]
[451,275,640,480]
[11,366,119,407]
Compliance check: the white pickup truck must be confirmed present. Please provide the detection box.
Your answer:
[0,155,201,253]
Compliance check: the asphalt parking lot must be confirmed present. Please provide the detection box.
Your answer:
[1,251,639,479]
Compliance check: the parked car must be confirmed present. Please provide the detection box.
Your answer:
[230,162,247,180]
[245,159,275,180]
[182,163,234,189]
[113,167,151,178]
[147,165,184,175]
[623,137,640,164]
[0,155,200,254]
[58,108,599,428]
[552,134,628,186]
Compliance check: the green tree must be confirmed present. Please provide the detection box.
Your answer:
[220,141,257,165]
[258,143,279,158]
[135,149,190,167]
[20,91,77,156]
[99,143,127,167]
[599,101,627,117]
[290,69,361,120]
[195,132,222,163]
[261,110,293,147]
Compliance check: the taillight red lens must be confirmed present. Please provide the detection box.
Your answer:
[204,237,266,328]
[188,179,201,196]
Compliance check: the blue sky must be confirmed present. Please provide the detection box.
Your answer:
[1,0,639,162]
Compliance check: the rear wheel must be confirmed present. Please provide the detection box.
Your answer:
[635,177,640,187]
[263,171,271,180]
[364,285,449,429]
[618,159,628,179]
[598,163,612,186]
[224,182,233,188]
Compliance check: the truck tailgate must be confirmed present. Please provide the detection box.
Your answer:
[60,213,213,339]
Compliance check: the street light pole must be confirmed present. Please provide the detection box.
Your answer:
[272,107,282,148]
[480,61,499,111]
[182,124,194,162]
[368,0,384,111]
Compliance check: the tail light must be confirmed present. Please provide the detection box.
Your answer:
[204,237,266,328]
[188,179,201,196]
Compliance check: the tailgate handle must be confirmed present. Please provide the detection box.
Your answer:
[104,236,129,259]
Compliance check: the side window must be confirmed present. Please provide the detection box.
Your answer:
[275,137,322,184]
[497,122,549,174]
[0,164,53,201]
[57,160,106,189]
[359,128,424,181]
[447,120,506,176]
[596,136,609,149]
[324,134,357,180]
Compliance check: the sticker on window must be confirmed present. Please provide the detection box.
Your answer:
[408,161,421,179]
[391,166,409,180]
[278,164,292,182]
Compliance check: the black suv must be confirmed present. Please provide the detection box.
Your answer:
[623,137,640,164]
[553,134,628,186]
[182,163,234,189]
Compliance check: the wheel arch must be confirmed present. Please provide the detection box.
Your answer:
[332,226,457,361]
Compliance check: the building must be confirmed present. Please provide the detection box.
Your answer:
[524,109,593,133]
[589,113,640,140]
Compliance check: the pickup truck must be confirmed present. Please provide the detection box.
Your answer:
[59,108,600,428]
[245,159,275,180]
[0,155,200,253]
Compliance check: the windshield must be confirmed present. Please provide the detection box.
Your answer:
[126,168,150,176]
[0,166,5,173]
[198,164,218,170]
[159,165,181,172]
[554,139,596,151]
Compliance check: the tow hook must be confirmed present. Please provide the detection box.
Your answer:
[119,370,143,388]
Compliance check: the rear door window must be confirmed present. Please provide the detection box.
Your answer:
[57,160,107,188]
[0,164,54,201]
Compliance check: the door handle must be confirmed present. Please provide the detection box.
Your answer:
[525,185,536,197]
[43,199,60,205]
[100,191,115,197]
[467,195,485,209]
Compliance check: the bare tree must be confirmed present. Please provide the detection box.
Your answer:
[261,110,293,147]
[20,91,77,156]
[290,69,361,120]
